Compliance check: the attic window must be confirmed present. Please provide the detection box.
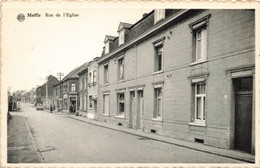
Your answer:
[154,9,165,24]
[105,42,109,54]
[119,29,125,46]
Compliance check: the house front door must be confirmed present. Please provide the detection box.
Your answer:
[234,77,253,153]
[137,90,144,130]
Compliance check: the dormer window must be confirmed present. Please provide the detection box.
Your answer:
[105,41,109,54]
[104,35,116,55]
[154,9,165,24]
[117,22,132,47]
[119,29,125,46]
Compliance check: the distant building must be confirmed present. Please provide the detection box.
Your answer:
[36,75,59,109]
[97,9,255,154]
[57,62,89,113]
[77,64,88,117]
[86,57,100,119]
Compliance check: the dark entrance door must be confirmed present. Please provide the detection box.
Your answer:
[234,77,253,153]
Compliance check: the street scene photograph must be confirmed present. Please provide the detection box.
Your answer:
[1,2,258,166]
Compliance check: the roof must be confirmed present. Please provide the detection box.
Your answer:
[100,9,182,59]
[62,62,89,82]
[118,22,133,32]
[104,35,116,43]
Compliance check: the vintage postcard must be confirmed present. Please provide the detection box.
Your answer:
[1,1,259,167]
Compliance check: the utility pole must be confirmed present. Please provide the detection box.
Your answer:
[57,72,64,111]
[46,76,48,109]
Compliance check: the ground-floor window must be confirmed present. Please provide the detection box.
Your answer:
[84,95,87,111]
[154,88,162,119]
[117,92,125,116]
[194,83,206,122]
[103,94,110,115]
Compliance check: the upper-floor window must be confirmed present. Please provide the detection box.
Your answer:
[104,64,109,84]
[189,14,210,63]
[71,83,76,92]
[89,72,92,83]
[84,78,87,89]
[118,58,124,81]
[80,78,83,90]
[93,70,97,84]
[105,42,109,54]
[195,28,207,61]
[155,46,163,72]
[154,9,165,24]
[118,30,125,46]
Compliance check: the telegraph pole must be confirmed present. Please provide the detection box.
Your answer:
[46,76,48,109]
[57,72,64,111]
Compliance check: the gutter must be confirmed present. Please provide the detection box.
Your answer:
[98,9,190,64]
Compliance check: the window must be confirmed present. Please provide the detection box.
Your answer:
[80,78,83,90]
[117,93,125,116]
[154,9,165,24]
[189,14,210,63]
[89,96,93,109]
[89,72,92,85]
[71,83,76,92]
[104,64,109,84]
[195,28,207,61]
[103,94,110,115]
[84,95,87,111]
[105,42,109,54]
[118,58,124,81]
[93,70,97,84]
[155,46,163,72]
[85,78,87,89]
[194,83,206,122]
[118,30,125,46]
[154,88,162,118]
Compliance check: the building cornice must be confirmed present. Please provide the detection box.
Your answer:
[98,9,190,64]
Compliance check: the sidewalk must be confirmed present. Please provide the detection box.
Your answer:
[69,115,255,163]
[7,115,43,163]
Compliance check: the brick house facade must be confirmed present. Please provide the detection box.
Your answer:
[97,9,255,154]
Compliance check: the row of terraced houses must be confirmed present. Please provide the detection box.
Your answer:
[37,9,255,154]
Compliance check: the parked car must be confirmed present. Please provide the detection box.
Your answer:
[36,103,43,110]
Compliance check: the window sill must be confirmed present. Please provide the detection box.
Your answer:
[101,114,109,117]
[88,108,93,110]
[153,70,163,75]
[189,121,206,127]
[117,80,125,83]
[152,118,162,122]
[190,59,207,66]
[115,115,125,119]
[104,83,109,86]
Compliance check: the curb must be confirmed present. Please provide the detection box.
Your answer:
[23,118,45,163]
[68,116,255,163]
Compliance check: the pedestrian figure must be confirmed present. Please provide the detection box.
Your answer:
[50,104,53,113]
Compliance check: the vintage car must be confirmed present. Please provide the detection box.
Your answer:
[36,103,43,110]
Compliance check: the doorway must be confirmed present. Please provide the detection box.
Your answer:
[129,91,135,128]
[234,77,253,153]
[137,90,144,130]
[70,97,76,113]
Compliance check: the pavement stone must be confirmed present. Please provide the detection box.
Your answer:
[69,115,255,163]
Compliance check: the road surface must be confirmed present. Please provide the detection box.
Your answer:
[8,103,243,163]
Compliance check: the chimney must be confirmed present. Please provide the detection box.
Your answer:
[143,13,148,18]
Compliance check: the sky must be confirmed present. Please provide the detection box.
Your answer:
[1,2,153,92]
